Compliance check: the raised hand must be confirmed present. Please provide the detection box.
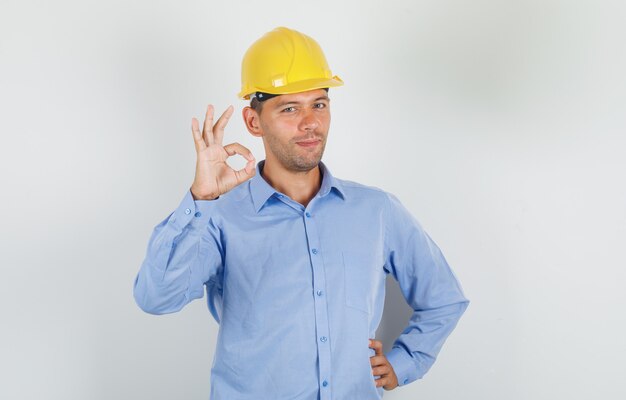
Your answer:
[190,104,256,200]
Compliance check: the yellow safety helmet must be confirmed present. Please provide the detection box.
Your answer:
[238,27,344,100]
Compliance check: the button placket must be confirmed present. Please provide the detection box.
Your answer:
[303,208,332,399]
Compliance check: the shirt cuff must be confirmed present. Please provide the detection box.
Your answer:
[385,346,422,387]
[169,189,220,230]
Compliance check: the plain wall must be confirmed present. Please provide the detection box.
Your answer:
[1,0,625,399]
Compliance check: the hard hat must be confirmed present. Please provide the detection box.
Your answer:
[238,27,344,100]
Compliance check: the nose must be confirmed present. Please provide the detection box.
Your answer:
[298,108,319,132]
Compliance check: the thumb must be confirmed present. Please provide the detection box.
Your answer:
[233,158,256,184]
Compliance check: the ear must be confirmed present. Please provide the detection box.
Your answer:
[242,106,263,137]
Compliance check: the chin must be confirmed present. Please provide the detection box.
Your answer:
[290,158,321,171]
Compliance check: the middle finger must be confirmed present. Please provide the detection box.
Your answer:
[212,105,234,145]
[370,355,387,366]
[371,365,389,376]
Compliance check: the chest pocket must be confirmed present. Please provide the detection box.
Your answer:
[342,250,381,314]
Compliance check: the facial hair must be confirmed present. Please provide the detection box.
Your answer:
[264,132,327,172]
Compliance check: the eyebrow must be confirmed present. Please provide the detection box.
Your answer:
[274,96,330,108]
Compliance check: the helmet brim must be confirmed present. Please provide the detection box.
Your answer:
[238,76,344,100]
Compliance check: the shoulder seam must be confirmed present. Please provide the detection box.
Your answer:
[337,178,389,195]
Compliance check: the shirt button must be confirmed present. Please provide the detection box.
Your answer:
[311,248,318,255]
[320,336,327,342]
[316,290,323,296]
[305,212,311,218]
[322,380,328,387]
[184,208,191,215]
[194,211,202,217]
[403,378,409,385]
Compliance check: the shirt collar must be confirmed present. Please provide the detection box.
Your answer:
[250,159,346,213]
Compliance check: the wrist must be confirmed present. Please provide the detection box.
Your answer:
[190,186,218,201]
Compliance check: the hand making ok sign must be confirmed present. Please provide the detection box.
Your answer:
[190,104,256,200]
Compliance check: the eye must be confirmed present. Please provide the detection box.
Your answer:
[282,106,296,113]
[314,102,327,109]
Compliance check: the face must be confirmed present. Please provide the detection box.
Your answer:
[252,89,331,172]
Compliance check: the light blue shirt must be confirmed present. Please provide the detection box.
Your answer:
[134,159,469,400]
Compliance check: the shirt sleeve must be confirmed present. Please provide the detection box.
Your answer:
[382,192,469,386]
[133,189,224,316]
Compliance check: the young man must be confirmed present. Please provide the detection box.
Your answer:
[134,27,469,400]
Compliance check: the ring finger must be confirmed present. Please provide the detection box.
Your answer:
[202,104,215,146]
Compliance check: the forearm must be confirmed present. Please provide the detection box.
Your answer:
[383,191,470,386]
[386,299,469,385]
[133,189,223,315]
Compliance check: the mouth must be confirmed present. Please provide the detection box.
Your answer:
[296,139,321,148]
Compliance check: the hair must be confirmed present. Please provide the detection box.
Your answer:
[250,96,264,114]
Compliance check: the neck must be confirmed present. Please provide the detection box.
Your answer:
[261,159,322,208]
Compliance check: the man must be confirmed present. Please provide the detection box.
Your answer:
[134,26,469,400]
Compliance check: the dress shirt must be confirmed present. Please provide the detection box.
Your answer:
[134,159,469,400]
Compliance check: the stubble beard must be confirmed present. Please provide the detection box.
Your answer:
[265,133,327,172]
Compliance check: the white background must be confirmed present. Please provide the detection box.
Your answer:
[1,0,625,399]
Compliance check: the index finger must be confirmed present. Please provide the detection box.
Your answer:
[369,339,383,356]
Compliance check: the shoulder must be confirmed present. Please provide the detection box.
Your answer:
[200,180,253,212]
[335,176,419,223]
[337,178,388,199]
[335,178,399,207]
